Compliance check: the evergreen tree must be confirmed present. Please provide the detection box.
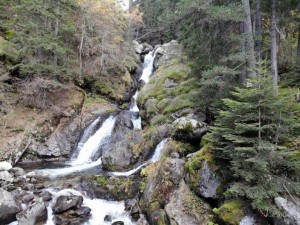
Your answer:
[208,63,300,217]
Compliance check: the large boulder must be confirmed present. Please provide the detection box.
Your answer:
[54,206,91,225]
[274,197,300,225]
[52,195,84,214]
[0,188,21,224]
[172,117,208,143]
[16,198,47,225]
[196,160,221,199]
[102,111,145,171]
[165,181,212,225]
[185,146,223,199]
[154,40,182,69]
[140,158,185,224]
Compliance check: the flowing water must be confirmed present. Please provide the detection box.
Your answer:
[17,47,162,225]
[130,50,158,129]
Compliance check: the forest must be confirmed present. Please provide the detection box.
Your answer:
[0,0,299,225]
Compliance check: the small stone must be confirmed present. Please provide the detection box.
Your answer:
[104,215,112,222]
[112,221,125,225]
[40,190,52,202]
[22,194,34,204]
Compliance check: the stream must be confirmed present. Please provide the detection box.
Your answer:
[11,50,164,225]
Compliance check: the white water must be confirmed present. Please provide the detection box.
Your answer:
[130,50,158,129]
[35,158,102,178]
[129,91,139,112]
[45,189,135,225]
[34,116,116,178]
[71,117,101,160]
[111,139,168,177]
[139,50,158,83]
[71,116,116,165]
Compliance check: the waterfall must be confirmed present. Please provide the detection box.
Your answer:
[111,139,168,177]
[71,117,101,160]
[34,116,116,178]
[139,50,158,83]
[71,115,116,166]
[130,50,158,129]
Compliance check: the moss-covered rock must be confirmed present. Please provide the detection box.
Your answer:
[89,175,141,201]
[213,199,246,225]
[185,145,224,199]
[165,181,214,225]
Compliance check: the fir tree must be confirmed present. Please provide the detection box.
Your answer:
[208,63,300,217]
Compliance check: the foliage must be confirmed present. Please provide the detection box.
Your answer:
[208,64,300,217]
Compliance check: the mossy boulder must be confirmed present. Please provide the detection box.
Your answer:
[89,175,141,201]
[213,199,246,225]
[140,158,185,223]
[165,181,214,225]
[172,117,208,144]
[185,145,223,199]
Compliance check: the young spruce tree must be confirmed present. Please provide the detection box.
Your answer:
[209,63,300,217]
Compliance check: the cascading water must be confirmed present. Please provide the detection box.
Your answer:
[71,117,101,160]
[112,138,168,177]
[35,115,116,178]
[71,115,116,166]
[16,45,163,225]
[130,50,158,129]
[45,189,135,225]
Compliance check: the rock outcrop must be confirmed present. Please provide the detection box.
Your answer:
[0,188,21,224]
[274,197,300,225]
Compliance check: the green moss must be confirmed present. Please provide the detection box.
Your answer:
[185,145,215,190]
[213,200,246,225]
[96,176,108,185]
[200,135,210,147]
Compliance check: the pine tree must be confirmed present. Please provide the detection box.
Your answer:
[208,63,300,217]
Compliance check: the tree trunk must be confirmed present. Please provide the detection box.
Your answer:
[53,5,60,71]
[255,0,262,59]
[239,22,247,83]
[297,26,300,66]
[242,0,256,78]
[79,19,85,76]
[271,0,278,95]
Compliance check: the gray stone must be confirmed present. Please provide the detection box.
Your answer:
[0,170,14,182]
[197,161,221,199]
[112,221,125,225]
[52,195,84,214]
[40,190,52,202]
[16,198,47,225]
[22,194,34,204]
[165,181,211,225]
[102,112,144,171]
[172,117,208,143]
[163,78,178,88]
[275,197,300,225]
[0,188,21,224]
[9,167,26,177]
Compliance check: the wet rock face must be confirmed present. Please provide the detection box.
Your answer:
[52,195,84,214]
[165,181,212,225]
[196,161,221,199]
[274,197,300,225]
[102,111,145,171]
[16,198,47,225]
[140,158,185,224]
[0,188,21,224]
